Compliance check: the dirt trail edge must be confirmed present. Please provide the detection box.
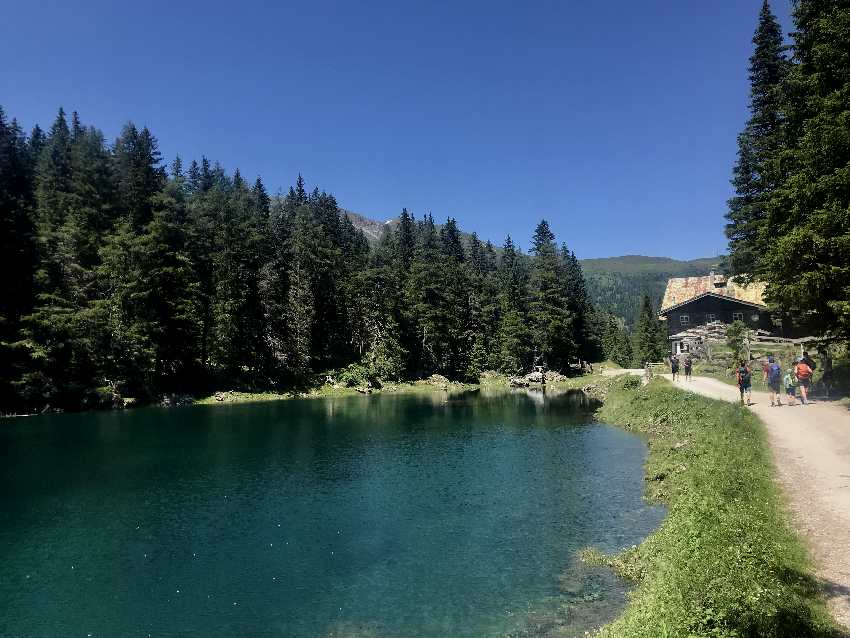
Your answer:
[669,374,850,630]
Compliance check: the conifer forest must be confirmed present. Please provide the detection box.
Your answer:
[0,108,661,412]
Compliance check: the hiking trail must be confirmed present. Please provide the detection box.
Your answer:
[660,374,850,630]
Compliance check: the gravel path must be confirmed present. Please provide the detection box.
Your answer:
[669,375,850,632]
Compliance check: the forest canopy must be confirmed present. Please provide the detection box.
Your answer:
[1,108,658,412]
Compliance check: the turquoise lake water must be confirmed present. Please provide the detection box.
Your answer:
[0,388,664,637]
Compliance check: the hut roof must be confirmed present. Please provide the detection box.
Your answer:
[660,274,767,313]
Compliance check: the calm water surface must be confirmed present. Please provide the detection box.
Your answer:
[0,388,664,637]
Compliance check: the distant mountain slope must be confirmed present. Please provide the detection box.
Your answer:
[579,255,723,326]
[580,255,721,275]
[342,210,396,244]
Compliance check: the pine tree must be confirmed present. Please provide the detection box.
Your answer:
[593,310,633,367]
[187,159,201,193]
[528,220,572,370]
[95,180,200,395]
[395,208,416,271]
[497,236,532,373]
[725,0,789,281]
[258,197,292,378]
[405,215,446,375]
[112,124,165,229]
[561,244,597,361]
[209,172,268,382]
[0,108,37,410]
[632,295,667,366]
[251,177,270,217]
[761,0,850,339]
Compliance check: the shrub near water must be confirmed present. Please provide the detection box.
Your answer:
[588,376,838,638]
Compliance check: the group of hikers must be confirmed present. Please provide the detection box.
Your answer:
[669,349,822,407]
[735,351,817,407]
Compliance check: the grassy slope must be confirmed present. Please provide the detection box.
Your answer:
[588,375,838,637]
[579,255,721,274]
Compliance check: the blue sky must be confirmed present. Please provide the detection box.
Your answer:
[1,0,792,259]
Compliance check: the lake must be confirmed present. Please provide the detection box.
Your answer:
[0,388,664,637]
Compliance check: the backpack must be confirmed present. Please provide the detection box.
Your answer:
[768,363,781,383]
[739,366,751,384]
[796,362,812,380]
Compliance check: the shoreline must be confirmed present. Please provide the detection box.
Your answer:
[583,375,840,637]
[194,372,597,406]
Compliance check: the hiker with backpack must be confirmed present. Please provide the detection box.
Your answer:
[671,355,680,382]
[684,355,693,382]
[801,350,817,396]
[795,357,813,405]
[766,356,782,406]
[736,360,752,406]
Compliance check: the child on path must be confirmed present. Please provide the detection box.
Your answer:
[795,358,813,405]
[766,355,782,406]
[736,360,752,406]
[684,355,693,381]
[783,370,797,406]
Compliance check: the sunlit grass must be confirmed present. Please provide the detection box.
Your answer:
[585,375,840,637]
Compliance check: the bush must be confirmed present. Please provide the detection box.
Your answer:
[726,320,749,362]
[337,363,371,388]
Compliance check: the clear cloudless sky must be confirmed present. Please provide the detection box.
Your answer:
[1,0,793,259]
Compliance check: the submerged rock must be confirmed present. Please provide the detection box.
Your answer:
[160,393,194,407]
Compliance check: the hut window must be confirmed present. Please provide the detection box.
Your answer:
[732,312,744,322]
[680,315,690,325]
[706,313,716,323]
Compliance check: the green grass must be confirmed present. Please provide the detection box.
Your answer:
[194,390,293,404]
[585,375,840,638]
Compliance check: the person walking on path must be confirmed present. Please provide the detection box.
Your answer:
[795,357,813,405]
[671,355,680,382]
[736,360,752,406]
[766,355,783,406]
[783,369,797,406]
[802,350,818,396]
[802,350,817,371]
[683,355,693,381]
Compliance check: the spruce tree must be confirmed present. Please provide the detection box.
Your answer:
[0,108,36,410]
[561,244,597,361]
[405,214,446,375]
[528,220,572,370]
[762,0,850,339]
[497,236,532,373]
[209,172,268,383]
[725,0,789,281]
[112,124,165,230]
[395,208,416,271]
[95,180,200,396]
[632,295,667,366]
